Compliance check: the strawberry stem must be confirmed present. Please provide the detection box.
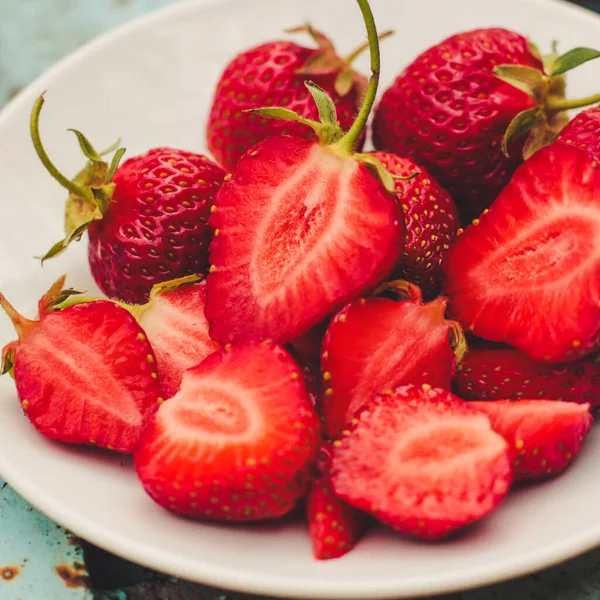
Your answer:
[344,29,394,65]
[0,292,36,339]
[333,0,380,155]
[30,95,95,203]
[546,93,600,112]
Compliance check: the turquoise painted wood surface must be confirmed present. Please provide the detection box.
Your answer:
[0,0,176,105]
[0,483,91,600]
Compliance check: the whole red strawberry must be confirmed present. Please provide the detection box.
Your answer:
[454,340,600,409]
[206,25,385,171]
[371,153,459,297]
[373,28,600,221]
[206,3,404,345]
[443,144,600,363]
[554,105,600,159]
[31,96,226,304]
[0,277,161,453]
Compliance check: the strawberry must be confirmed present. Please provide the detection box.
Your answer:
[135,341,321,521]
[206,1,404,345]
[330,384,511,539]
[206,25,392,170]
[470,400,592,480]
[307,444,369,560]
[372,28,600,220]
[371,153,459,297]
[0,277,161,453]
[52,275,220,400]
[134,277,220,399]
[555,105,600,159]
[31,96,226,304]
[321,282,465,439]
[443,144,600,363]
[454,340,600,409]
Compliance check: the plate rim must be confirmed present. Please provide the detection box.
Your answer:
[1,0,600,597]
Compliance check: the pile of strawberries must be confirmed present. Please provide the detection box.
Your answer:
[3,0,600,561]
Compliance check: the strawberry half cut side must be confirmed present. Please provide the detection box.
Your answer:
[0,277,161,452]
[443,144,600,363]
[206,137,403,344]
[471,400,592,480]
[322,282,465,440]
[331,384,511,539]
[135,341,321,521]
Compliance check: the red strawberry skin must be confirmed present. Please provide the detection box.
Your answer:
[555,106,600,160]
[207,41,365,171]
[372,28,542,221]
[138,281,220,399]
[443,144,600,363]
[331,384,511,539]
[308,445,369,560]
[135,342,321,521]
[89,148,226,304]
[454,340,600,408]
[206,137,404,345]
[471,400,592,480]
[372,152,460,297]
[322,284,461,439]
[12,301,161,452]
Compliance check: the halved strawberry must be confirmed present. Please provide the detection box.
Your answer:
[205,2,404,345]
[308,444,369,560]
[471,400,592,480]
[321,282,465,439]
[135,341,321,521]
[330,384,511,539]
[443,144,600,363]
[206,137,403,344]
[0,277,161,452]
[135,277,220,399]
[454,339,600,408]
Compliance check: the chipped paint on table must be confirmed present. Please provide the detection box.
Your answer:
[0,481,92,600]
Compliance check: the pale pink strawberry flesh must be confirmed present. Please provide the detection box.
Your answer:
[135,342,321,520]
[206,137,404,344]
[471,400,592,480]
[443,145,600,362]
[14,302,161,452]
[331,385,511,539]
[138,282,220,398]
[322,293,457,439]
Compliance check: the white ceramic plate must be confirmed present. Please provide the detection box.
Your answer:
[1,0,600,597]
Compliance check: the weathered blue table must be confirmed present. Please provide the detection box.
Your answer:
[2,0,600,598]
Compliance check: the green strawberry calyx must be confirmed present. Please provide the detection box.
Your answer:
[30,94,126,263]
[51,274,203,322]
[287,24,394,97]
[248,0,416,194]
[496,44,600,159]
